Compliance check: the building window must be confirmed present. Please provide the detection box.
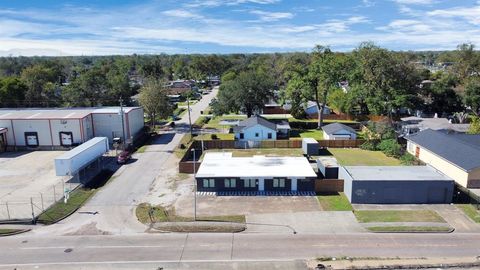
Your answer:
[239,133,244,139]
[244,179,256,188]
[224,179,236,188]
[273,178,286,188]
[255,133,259,137]
[267,133,272,139]
[203,179,215,188]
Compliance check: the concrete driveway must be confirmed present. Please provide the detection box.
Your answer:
[0,151,68,220]
[246,211,365,234]
[175,194,321,217]
[33,87,219,236]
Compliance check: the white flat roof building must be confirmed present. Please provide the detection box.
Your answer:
[196,152,317,179]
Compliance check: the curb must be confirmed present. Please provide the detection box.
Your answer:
[0,229,31,237]
[367,227,455,233]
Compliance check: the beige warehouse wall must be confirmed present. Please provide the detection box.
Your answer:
[50,119,83,145]
[407,141,469,187]
[12,119,52,146]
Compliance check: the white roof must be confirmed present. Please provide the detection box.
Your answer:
[55,137,108,160]
[303,138,318,144]
[317,156,339,168]
[196,152,317,178]
[0,107,140,120]
[343,166,452,181]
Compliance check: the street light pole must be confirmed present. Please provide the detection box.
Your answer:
[119,97,126,150]
[187,97,193,137]
[191,148,197,221]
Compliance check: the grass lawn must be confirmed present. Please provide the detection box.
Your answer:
[367,226,452,232]
[354,210,446,223]
[288,117,359,124]
[456,204,480,223]
[37,188,95,224]
[290,129,324,140]
[0,229,22,235]
[201,148,303,160]
[204,115,247,129]
[194,133,235,140]
[317,192,352,211]
[136,203,245,224]
[329,148,402,166]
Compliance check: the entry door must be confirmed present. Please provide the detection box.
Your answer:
[415,146,420,158]
[60,132,73,146]
[25,132,39,147]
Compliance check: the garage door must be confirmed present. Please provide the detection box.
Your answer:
[25,132,39,147]
[60,132,73,146]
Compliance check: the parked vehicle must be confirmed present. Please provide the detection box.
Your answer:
[117,151,131,164]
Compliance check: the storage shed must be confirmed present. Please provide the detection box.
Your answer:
[340,166,454,204]
[317,156,339,179]
[302,138,318,156]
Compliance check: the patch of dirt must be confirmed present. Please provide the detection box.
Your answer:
[64,222,111,236]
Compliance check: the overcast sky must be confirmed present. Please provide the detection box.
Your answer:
[0,0,479,56]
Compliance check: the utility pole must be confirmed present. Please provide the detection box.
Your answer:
[119,97,126,150]
[187,97,193,137]
[191,148,197,221]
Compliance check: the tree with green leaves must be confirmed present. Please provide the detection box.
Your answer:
[20,65,59,107]
[426,73,463,115]
[0,77,27,107]
[468,115,480,134]
[465,78,480,115]
[62,67,109,106]
[138,79,172,129]
[287,46,345,128]
[213,70,274,117]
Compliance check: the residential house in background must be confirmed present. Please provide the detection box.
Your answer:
[406,129,480,188]
[195,152,317,194]
[398,116,470,137]
[322,123,357,140]
[234,115,290,141]
[304,101,331,119]
[166,80,197,95]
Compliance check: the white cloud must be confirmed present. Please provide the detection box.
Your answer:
[394,0,435,5]
[428,5,480,25]
[161,9,203,19]
[249,10,294,21]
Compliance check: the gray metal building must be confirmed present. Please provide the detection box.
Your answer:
[340,166,454,204]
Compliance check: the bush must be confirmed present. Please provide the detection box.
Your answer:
[400,153,416,165]
[211,134,218,140]
[360,140,377,151]
[377,139,402,157]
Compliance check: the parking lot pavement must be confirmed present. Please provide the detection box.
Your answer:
[246,211,366,234]
[175,195,321,217]
[0,151,69,220]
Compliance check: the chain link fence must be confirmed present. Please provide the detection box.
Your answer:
[0,178,78,222]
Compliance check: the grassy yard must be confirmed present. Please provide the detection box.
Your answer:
[367,226,452,232]
[136,203,245,224]
[202,148,303,160]
[290,129,324,140]
[329,148,402,166]
[456,204,480,223]
[194,133,235,140]
[204,115,247,129]
[37,188,95,224]
[0,229,23,235]
[288,117,359,124]
[317,192,353,211]
[354,210,446,223]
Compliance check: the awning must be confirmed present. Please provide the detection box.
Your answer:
[0,127,7,134]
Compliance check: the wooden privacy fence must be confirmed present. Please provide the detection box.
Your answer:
[318,139,365,148]
[315,179,344,193]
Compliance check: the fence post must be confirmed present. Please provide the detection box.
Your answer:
[30,197,35,222]
[5,202,10,220]
[40,193,44,211]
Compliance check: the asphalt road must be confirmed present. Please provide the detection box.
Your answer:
[1,233,480,268]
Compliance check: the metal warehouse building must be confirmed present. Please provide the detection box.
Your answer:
[0,107,144,151]
[340,166,454,204]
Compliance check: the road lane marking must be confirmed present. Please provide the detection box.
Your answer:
[85,245,169,249]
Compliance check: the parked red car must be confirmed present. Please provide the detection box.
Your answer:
[117,151,131,164]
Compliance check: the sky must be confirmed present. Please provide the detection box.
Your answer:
[0,0,479,56]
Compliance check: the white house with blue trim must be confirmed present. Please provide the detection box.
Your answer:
[233,115,290,141]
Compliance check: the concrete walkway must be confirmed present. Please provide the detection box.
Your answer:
[246,211,365,234]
